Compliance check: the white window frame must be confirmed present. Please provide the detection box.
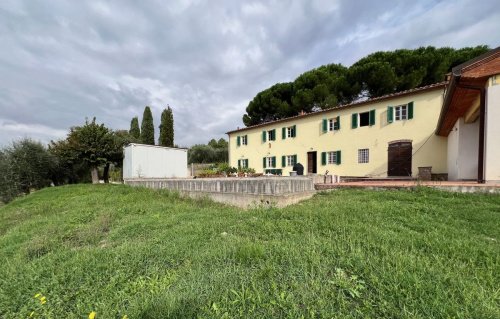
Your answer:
[241,159,248,168]
[286,155,295,166]
[241,135,247,145]
[267,130,275,141]
[395,105,408,121]
[328,118,338,131]
[327,151,337,164]
[287,127,294,138]
[266,157,274,168]
[358,148,369,164]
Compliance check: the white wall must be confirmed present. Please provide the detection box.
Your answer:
[485,84,500,182]
[447,118,479,180]
[123,144,188,179]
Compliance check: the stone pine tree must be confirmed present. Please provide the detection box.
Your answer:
[129,117,140,139]
[140,106,155,145]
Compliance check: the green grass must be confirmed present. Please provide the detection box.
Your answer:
[0,184,499,318]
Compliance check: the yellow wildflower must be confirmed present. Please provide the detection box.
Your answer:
[89,311,96,319]
[34,293,41,299]
[40,296,47,305]
[122,316,128,319]
[29,311,35,318]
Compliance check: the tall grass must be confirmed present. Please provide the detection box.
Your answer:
[0,184,498,318]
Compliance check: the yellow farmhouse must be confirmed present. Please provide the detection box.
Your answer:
[227,47,500,182]
[228,83,448,178]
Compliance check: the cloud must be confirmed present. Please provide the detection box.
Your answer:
[0,0,498,147]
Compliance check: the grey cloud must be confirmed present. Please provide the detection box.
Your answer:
[0,0,499,147]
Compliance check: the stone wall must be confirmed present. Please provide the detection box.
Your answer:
[124,177,316,208]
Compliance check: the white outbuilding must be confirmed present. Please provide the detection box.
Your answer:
[123,143,188,179]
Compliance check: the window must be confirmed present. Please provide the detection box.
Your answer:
[286,155,296,166]
[328,117,340,131]
[352,110,375,128]
[238,159,248,168]
[268,129,276,141]
[327,152,337,164]
[237,135,247,146]
[322,117,340,133]
[387,102,413,123]
[321,151,341,165]
[358,149,369,164]
[395,105,408,121]
[359,112,370,127]
[287,126,295,138]
[263,156,276,168]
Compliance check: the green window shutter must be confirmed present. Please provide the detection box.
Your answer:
[336,151,341,165]
[352,113,358,129]
[238,160,241,168]
[272,129,276,141]
[237,136,241,146]
[387,106,393,123]
[282,155,286,167]
[369,109,376,126]
[282,127,286,139]
[272,156,276,168]
[334,116,340,130]
[408,101,414,119]
[262,131,267,142]
[321,152,326,165]
[292,125,297,137]
[293,154,297,165]
[246,159,249,168]
[322,118,328,133]
[245,135,248,145]
[263,157,266,168]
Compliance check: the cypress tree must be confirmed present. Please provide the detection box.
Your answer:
[129,117,140,139]
[165,106,174,147]
[140,106,155,145]
[158,109,168,146]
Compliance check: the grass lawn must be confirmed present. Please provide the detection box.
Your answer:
[0,184,499,318]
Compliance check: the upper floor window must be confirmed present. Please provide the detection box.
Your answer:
[262,129,276,142]
[237,135,248,146]
[395,105,408,121]
[322,116,340,133]
[352,110,375,129]
[287,126,296,138]
[387,102,414,123]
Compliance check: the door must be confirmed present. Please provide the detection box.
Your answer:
[307,151,317,174]
[388,141,412,176]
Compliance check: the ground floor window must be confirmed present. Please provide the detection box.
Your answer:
[286,155,296,166]
[358,148,369,163]
[238,159,248,168]
[264,156,276,168]
[327,151,337,164]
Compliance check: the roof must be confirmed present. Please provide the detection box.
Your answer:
[227,82,447,135]
[124,143,188,151]
[436,47,500,136]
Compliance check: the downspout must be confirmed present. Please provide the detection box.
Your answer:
[456,84,486,183]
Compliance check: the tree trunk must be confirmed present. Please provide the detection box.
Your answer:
[103,163,110,184]
[91,166,99,184]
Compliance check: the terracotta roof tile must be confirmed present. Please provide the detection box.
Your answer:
[227,81,447,134]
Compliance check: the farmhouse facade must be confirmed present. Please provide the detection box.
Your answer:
[227,47,500,183]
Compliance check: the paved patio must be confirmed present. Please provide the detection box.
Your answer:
[315,180,500,194]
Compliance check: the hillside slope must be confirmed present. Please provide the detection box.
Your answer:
[0,185,499,318]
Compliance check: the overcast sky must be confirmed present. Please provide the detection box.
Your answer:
[0,0,499,147]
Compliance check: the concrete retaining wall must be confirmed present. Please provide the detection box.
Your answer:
[124,177,316,208]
